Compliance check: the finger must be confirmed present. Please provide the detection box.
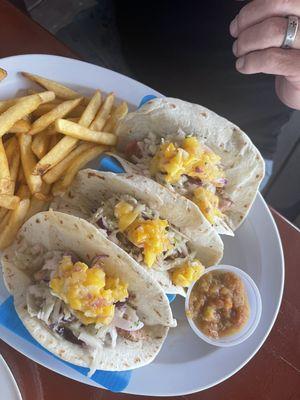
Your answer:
[235,48,300,77]
[233,17,300,57]
[230,0,300,38]
[275,75,300,110]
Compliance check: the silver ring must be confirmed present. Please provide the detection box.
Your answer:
[282,16,299,48]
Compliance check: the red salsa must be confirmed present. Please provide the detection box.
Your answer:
[188,270,250,339]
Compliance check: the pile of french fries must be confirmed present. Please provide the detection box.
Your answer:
[0,70,128,250]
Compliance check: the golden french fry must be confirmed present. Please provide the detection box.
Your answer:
[22,72,83,100]
[0,198,30,250]
[0,137,11,194]
[90,92,114,131]
[0,95,42,138]
[0,194,20,209]
[80,90,102,127]
[0,68,7,82]
[29,97,83,136]
[18,133,43,194]
[32,103,86,119]
[103,101,128,133]
[52,145,106,196]
[55,119,117,145]
[43,143,94,184]
[33,136,78,176]
[8,119,31,134]
[43,142,94,184]
[32,103,56,118]
[31,132,51,159]
[17,184,31,199]
[45,120,79,137]
[36,90,104,175]
[7,145,20,195]
[0,91,55,114]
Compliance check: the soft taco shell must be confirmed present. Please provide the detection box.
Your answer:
[51,169,224,295]
[116,97,265,233]
[2,210,174,371]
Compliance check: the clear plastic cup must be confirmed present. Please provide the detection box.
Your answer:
[185,265,262,347]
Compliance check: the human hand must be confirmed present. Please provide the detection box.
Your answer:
[230,0,300,110]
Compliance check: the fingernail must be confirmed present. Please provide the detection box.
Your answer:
[232,41,238,56]
[236,57,245,70]
[230,17,238,37]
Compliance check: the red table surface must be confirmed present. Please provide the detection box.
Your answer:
[0,1,299,399]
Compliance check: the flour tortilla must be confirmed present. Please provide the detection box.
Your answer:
[2,210,174,371]
[51,169,224,296]
[116,97,265,234]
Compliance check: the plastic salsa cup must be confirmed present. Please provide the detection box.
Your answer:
[185,265,262,347]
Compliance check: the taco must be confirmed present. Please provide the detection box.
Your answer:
[115,97,265,235]
[2,210,175,373]
[51,169,224,296]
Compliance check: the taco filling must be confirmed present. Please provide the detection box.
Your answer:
[124,131,232,225]
[23,247,145,375]
[88,194,204,288]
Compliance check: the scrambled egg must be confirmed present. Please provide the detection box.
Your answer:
[50,256,128,326]
[193,187,223,224]
[150,137,226,223]
[114,201,172,268]
[172,259,205,287]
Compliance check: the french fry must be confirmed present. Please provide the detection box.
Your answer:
[32,103,58,118]
[0,91,55,114]
[103,101,128,133]
[55,119,117,145]
[0,68,7,81]
[17,184,31,199]
[52,145,106,196]
[22,72,82,100]
[0,194,20,209]
[44,117,80,136]
[18,133,43,194]
[0,137,11,194]
[32,103,86,119]
[0,198,30,250]
[0,95,42,138]
[8,119,31,134]
[43,142,94,184]
[31,132,51,159]
[29,97,83,136]
[90,92,114,131]
[34,91,104,176]
[7,144,20,195]
[33,136,78,175]
[79,90,102,128]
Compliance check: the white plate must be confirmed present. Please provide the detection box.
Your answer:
[0,355,22,400]
[0,55,284,396]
